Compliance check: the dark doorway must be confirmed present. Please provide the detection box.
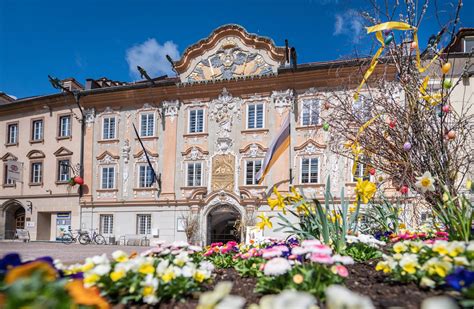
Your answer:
[3,202,25,239]
[207,205,241,245]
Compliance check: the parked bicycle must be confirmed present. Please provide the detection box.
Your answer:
[60,229,90,245]
[78,229,106,245]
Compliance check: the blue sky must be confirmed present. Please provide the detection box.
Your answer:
[1,0,472,99]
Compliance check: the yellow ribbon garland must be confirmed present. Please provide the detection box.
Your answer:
[354,21,441,100]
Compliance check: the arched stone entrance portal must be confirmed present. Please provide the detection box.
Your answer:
[207,205,241,244]
[1,201,25,239]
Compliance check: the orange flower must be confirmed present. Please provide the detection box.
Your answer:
[66,279,109,309]
[5,261,57,284]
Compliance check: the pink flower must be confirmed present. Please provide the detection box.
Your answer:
[262,248,283,259]
[306,244,332,255]
[309,253,334,264]
[332,265,349,277]
[288,254,298,260]
[203,250,213,257]
[226,241,238,247]
[301,240,322,247]
[436,231,449,237]
[211,242,223,247]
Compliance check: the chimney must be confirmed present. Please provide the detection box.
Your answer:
[61,78,84,92]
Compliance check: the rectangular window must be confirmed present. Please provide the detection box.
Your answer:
[7,123,18,144]
[59,115,71,137]
[101,166,115,189]
[140,113,155,137]
[32,120,43,141]
[187,162,202,187]
[245,160,262,185]
[464,37,474,53]
[100,215,114,235]
[247,103,264,129]
[353,162,370,182]
[58,160,70,182]
[301,158,319,184]
[189,109,204,133]
[302,100,320,126]
[31,162,43,184]
[139,165,154,188]
[137,214,151,235]
[4,164,15,185]
[102,117,116,140]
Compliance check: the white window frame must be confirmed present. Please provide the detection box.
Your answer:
[140,112,155,137]
[59,115,71,137]
[300,157,319,184]
[464,36,474,53]
[137,214,152,235]
[58,159,70,182]
[245,159,263,185]
[100,214,114,235]
[186,162,203,187]
[31,162,43,184]
[301,99,320,126]
[100,165,116,189]
[352,160,370,182]
[138,164,155,188]
[4,164,15,185]
[32,120,43,141]
[102,116,116,140]
[7,123,18,144]
[188,109,205,133]
[246,103,265,129]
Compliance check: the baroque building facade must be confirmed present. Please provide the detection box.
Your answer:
[1,25,473,243]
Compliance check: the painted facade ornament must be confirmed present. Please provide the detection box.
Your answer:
[121,139,131,197]
[84,108,96,127]
[121,140,131,163]
[211,154,235,191]
[216,137,233,154]
[162,100,180,121]
[242,143,265,158]
[210,88,242,125]
[271,89,295,115]
[98,154,117,165]
[189,147,203,161]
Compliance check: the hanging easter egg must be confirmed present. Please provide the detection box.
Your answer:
[369,168,376,176]
[389,120,396,129]
[400,185,409,195]
[403,142,412,151]
[384,29,392,36]
[68,177,76,186]
[410,41,418,50]
[443,79,452,89]
[74,176,84,185]
[384,34,394,45]
[442,105,450,113]
[442,62,451,74]
[324,102,331,110]
[447,130,456,140]
[322,122,330,131]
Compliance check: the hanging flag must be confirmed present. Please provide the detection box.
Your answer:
[256,114,291,184]
[132,123,162,197]
[6,160,22,182]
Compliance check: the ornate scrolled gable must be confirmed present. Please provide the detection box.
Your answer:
[96,151,120,164]
[239,143,267,158]
[175,24,286,83]
[181,146,209,161]
[294,139,326,155]
[133,148,158,163]
[26,150,45,159]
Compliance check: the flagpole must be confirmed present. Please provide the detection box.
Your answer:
[288,110,293,187]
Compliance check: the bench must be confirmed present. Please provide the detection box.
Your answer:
[118,234,150,246]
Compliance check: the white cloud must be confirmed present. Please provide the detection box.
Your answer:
[333,9,365,43]
[126,38,180,80]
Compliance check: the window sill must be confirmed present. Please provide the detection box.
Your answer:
[133,187,157,191]
[5,143,18,147]
[29,182,43,187]
[56,181,70,185]
[241,129,269,134]
[29,139,44,144]
[295,125,322,131]
[96,188,118,192]
[294,183,325,187]
[183,133,208,138]
[2,184,16,188]
[180,186,207,190]
[239,185,266,189]
[56,136,72,141]
[98,139,119,144]
[134,136,158,141]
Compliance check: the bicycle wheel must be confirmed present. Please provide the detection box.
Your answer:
[94,234,106,245]
[61,233,74,244]
[78,234,91,245]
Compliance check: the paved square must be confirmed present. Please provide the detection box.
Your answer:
[0,242,150,264]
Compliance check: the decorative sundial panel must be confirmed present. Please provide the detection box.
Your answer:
[182,36,280,83]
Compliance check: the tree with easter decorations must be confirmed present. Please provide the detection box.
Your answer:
[325,0,473,210]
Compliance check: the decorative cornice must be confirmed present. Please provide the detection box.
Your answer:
[53,147,73,157]
[294,139,327,153]
[26,150,45,159]
[239,143,267,154]
[181,146,209,156]
[133,148,159,158]
[96,150,120,160]
[1,152,18,161]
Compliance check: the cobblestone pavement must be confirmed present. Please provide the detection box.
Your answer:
[0,241,150,264]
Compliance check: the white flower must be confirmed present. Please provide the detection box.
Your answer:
[91,254,109,265]
[215,295,246,309]
[181,265,195,277]
[263,258,292,276]
[291,246,309,256]
[189,245,203,252]
[325,285,374,309]
[466,241,474,252]
[420,277,436,288]
[257,291,316,309]
[92,264,111,276]
[156,259,170,276]
[199,260,215,272]
[172,240,189,248]
[173,252,190,266]
[415,172,435,193]
[332,255,355,265]
[112,250,128,261]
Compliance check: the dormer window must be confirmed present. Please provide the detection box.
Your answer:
[464,36,474,53]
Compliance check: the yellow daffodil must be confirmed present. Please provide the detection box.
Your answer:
[288,186,303,202]
[110,270,125,282]
[256,213,272,231]
[267,186,287,214]
[354,178,376,203]
[415,171,435,193]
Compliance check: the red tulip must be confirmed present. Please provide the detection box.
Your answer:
[400,185,409,195]
[369,168,376,175]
